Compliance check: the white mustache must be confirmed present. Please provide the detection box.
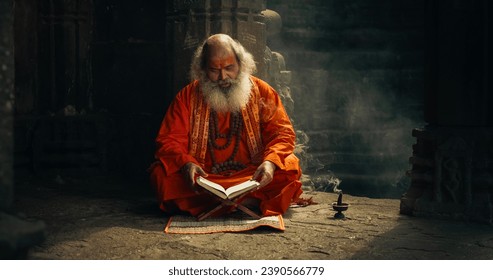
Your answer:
[217,78,235,86]
[201,72,251,113]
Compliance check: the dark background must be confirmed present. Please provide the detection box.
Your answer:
[9,0,492,198]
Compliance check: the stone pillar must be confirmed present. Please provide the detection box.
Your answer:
[401,0,493,223]
[1,0,45,259]
[0,0,14,211]
[164,0,267,96]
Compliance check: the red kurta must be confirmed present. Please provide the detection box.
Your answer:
[149,76,302,217]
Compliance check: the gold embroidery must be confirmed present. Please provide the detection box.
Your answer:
[189,84,210,165]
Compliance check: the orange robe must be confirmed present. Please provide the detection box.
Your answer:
[149,76,302,217]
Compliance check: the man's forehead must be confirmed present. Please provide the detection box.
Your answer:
[208,53,237,67]
[206,43,237,65]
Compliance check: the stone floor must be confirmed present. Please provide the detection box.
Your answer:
[6,174,493,260]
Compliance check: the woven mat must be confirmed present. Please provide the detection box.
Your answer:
[164,214,285,234]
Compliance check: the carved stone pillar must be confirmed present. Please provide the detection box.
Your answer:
[400,0,493,223]
[164,0,267,96]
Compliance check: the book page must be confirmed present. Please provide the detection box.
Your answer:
[196,177,227,199]
[225,180,260,199]
[197,177,259,199]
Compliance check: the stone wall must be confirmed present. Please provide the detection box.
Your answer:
[267,0,425,197]
[14,0,167,180]
[0,0,14,210]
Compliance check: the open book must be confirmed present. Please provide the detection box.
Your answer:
[196,176,260,200]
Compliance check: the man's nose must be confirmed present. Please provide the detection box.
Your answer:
[219,69,226,80]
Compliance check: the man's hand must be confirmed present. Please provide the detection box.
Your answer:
[252,160,277,189]
[181,162,208,192]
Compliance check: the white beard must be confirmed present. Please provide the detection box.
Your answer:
[200,72,252,113]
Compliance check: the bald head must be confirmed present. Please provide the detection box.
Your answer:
[205,34,236,50]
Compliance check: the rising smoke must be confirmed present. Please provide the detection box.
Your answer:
[266,0,425,198]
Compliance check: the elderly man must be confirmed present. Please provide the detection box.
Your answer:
[149,34,302,217]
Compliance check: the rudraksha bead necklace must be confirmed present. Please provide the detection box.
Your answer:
[208,110,246,174]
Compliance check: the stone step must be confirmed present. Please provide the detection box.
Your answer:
[302,128,415,153]
[282,28,424,51]
[269,0,424,30]
[289,68,424,98]
[284,50,423,70]
[293,110,420,132]
[306,171,409,198]
[286,67,424,131]
[306,150,409,168]
[292,100,423,127]
[309,150,409,164]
